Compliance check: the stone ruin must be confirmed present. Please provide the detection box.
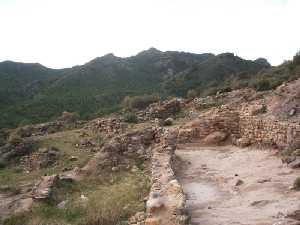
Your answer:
[178,104,300,150]
[137,98,183,121]
[85,117,128,137]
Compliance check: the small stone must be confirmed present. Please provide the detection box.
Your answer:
[57,200,68,209]
[80,194,88,202]
[69,156,78,161]
[289,108,296,116]
[131,165,139,173]
[257,178,271,183]
[250,200,271,207]
[235,179,244,186]
[112,166,119,172]
[292,149,300,156]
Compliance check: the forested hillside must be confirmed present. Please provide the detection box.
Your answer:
[1,48,298,128]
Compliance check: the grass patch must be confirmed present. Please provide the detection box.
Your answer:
[35,129,97,171]
[3,171,150,225]
[0,129,101,194]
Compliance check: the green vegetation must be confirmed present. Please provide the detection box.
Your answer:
[122,95,159,110]
[0,129,99,192]
[1,49,299,129]
[1,124,150,225]
[3,171,150,225]
[123,112,138,123]
[186,89,198,99]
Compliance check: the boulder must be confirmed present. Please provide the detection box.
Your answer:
[32,175,58,200]
[57,200,68,209]
[203,131,228,145]
[249,104,267,116]
[163,117,174,126]
[288,157,300,169]
[235,179,244,186]
[146,192,165,213]
[287,209,300,221]
[236,137,251,147]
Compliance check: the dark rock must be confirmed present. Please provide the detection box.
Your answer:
[288,157,300,169]
[235,179,244,186]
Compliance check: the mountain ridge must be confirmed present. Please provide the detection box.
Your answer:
[0,48,282,128]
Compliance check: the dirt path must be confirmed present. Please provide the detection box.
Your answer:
[176,144,300,225]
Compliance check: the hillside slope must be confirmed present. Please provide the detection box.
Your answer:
[162,53,271,96]
[0,48,271,128]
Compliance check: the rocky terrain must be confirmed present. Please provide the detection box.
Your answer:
[1,54,300,225]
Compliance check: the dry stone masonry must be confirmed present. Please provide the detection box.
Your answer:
[178,104,300,150]
[144,128,188,225]
[86,117,127,137]
[137,99,183,121]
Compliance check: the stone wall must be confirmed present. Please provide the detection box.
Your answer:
[144,128,188,225]
[178,106,300,150]
[178,106,239,143]
[239,116,300,149]
[86,117,127,137]
[137,99,183,121]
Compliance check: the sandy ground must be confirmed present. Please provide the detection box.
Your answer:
[176,144,300,225]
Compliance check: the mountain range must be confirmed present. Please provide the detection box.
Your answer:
[1,47,295,128]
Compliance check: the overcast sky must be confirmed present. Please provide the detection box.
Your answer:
[0,0,299,68]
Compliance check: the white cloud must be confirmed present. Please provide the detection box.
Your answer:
[0,0,299,68]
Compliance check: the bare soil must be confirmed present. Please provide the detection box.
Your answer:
[176,144,300,225]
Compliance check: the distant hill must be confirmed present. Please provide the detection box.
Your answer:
[162,53,271,96]
[0,48,286,128]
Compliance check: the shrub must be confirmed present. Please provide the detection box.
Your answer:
[15,125,33,138]
[0,137,5,147]
[186,89,197,99]
[122,95,159,110]
[123,113,138,123]
[3,213,27,225]
[218,87,232,94]
[7,132,23,145]
[0,129,9,146]
[252,79,272,91]
[293,51,300,65]
[0,159,6,169]
[58,111,79,123]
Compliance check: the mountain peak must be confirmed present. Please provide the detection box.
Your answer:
[217,52,235,58]
[87,53,120,66]
[254,58,271,67]
[137,47,162,56]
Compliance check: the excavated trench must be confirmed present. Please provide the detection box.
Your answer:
[176,144,300,225]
